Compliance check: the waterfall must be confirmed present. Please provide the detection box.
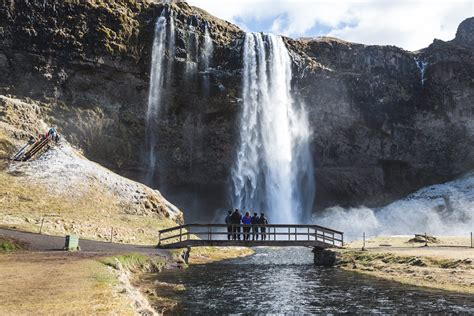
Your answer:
[185,18,199,78]
[144,8,175,184]
[202,23,213,70]
[231,33,315,224]
[166,10,175,85]
[415,57,428,86]
[201,23,213,94]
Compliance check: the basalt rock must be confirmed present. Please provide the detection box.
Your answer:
[0,1,472,218]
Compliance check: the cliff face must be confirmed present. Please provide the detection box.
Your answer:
[0,1,472,217]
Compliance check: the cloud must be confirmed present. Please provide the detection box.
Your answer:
[187,0,473,50]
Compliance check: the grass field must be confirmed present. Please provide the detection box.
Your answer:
[339,236,474,294]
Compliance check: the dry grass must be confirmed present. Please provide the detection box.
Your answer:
[0,252,136,315]
[338,236,474,294]
[0,171,177,245]
[187,246,254,265]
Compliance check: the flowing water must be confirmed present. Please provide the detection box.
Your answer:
[156,248,474,314]
[201,23,213,94]
[145,8,175,183]
[201,23,213,71]
[415,57,428,86]
[231,33,315,224]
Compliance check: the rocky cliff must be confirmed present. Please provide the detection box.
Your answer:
[0,0,472,218]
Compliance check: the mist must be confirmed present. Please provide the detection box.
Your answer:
[314,174,474,239]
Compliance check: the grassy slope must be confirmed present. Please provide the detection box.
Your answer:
[0,170,178,244]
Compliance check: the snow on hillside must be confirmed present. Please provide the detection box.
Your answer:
[316,174,474,238]
[8,142,182,221]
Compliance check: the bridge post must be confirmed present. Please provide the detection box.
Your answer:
[312,247,336,267]
[182,246,191,264]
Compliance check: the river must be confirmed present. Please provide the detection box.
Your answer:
[156,248,474,314]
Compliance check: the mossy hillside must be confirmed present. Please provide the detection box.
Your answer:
[337,249,474,294]
[100,253,167,273]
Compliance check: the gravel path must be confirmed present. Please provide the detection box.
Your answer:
[0,228,168,255]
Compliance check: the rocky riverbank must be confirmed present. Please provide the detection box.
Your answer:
[336,236,474,294]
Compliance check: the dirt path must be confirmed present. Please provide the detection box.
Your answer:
[0,227,168,255]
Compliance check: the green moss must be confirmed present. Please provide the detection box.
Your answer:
[173,284,186,293]
[100,253,167,273]
[0,238,22,252]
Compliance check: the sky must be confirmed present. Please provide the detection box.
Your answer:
[187,0,474,51]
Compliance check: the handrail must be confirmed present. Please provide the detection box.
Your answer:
[158,223,344,248]
[22,136,51,161]
[159,223,343,234]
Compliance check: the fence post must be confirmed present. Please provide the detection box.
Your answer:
[471,232,473,248]
[425,232,428,247]
[158,231,161,246]
[362,232,366,251]
[39,217,45,234]
[179,226,182,242]
[110,227,114,243]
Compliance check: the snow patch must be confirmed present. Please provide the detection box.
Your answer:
[315,174,474,239]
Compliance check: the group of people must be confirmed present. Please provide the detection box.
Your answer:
[225,209,269,241]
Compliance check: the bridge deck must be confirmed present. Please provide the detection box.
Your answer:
[158,224,343,249]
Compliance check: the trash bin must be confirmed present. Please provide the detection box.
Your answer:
[64,235,80,251]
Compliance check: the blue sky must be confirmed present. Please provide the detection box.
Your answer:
[187,0,473,51]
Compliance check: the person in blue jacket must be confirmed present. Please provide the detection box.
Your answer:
[242,212,252,240]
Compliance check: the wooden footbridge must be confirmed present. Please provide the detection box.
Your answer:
[158,224,344,249]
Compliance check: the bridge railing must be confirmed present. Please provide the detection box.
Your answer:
[158,224,343,247]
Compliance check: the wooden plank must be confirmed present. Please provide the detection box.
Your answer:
[160,233,190,242]
[159,224,189,234]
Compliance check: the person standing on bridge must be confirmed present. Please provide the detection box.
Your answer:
[242,212,252,240]
[259,213,268,240]
[225,210,232,240]
[231,208,242,240]
[251,212,259,240]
